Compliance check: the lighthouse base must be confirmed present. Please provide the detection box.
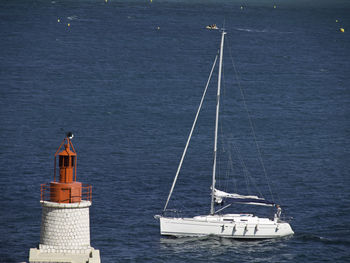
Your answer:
[29,247,100,263]
[28,201,100,263]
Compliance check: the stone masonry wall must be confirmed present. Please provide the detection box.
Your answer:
[39,201,91,254]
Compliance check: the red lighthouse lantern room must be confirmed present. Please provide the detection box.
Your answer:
[41,133,91,203]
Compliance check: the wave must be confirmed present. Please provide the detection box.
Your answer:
[67,15,78,21]
[235,27,293,34]
[296,233,350,246]
[235,27,268,33]
[65,15,99,23]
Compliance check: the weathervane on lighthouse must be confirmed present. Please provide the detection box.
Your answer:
[29,133,101,263]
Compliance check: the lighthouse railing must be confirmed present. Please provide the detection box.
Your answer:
[82,184,92,202]
[40,183,92,203]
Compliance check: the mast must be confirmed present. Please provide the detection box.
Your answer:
[211,30,226,215]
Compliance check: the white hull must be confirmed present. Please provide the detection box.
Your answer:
[159,214,294,239]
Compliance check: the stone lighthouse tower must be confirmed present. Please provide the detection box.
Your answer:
[29,133,100,263]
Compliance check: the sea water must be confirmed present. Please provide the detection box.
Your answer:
[0,0,349,262]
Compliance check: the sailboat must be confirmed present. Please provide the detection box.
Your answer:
[155,30,294,239]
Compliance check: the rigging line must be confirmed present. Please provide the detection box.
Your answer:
[226,137,238,193]
[228,133,264,197]
[218,59,226,190]
[226,37,275,202]
[232,140,253,195]
[215,203,232,214]
[221,59,239,195]
[221,69,233,193]
[221,74,239,194]
[225,150,233,192]
[163,54,219,212]
[218,44,262,198]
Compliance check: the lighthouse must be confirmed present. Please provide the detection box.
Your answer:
[29,133,100,263]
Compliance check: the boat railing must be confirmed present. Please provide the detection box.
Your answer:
[162,209,183,218]
[280,215,294,223]
[40,183,92,203]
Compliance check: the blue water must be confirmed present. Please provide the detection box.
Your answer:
[1,0,350,262]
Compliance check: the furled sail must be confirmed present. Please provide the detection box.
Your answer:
[214,188,275,207]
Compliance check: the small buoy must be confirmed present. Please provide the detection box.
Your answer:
[340,28,345,32]
[157,26,160,30]
[67,23,70,27]
[57,19,60,23]
[105,0,108,2]
[335,19,338,23]
[150,0,152,2]
[274,5,276,8]
[240,6,243,10]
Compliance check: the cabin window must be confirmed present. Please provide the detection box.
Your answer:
[71,156,75,167]
[59,156,63,167]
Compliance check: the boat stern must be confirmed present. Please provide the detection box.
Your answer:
[277,221,294,237]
